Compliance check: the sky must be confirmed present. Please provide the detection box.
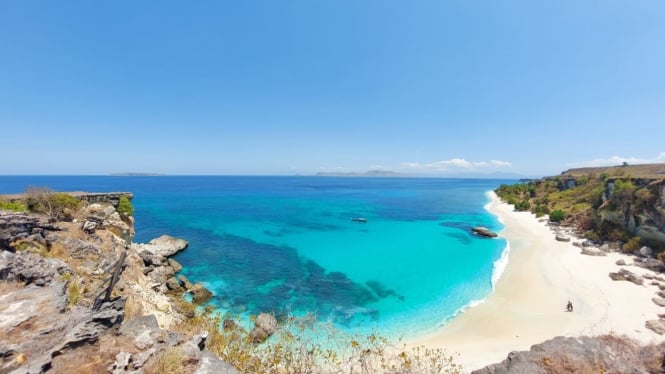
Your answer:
[1,1,664,177]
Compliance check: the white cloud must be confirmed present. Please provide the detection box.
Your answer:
[399,158,512,172]
[318,166,348,172]
[568,152,665,168]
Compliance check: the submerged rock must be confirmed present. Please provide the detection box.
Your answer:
[190,283,213,304]
[250,313,278,344]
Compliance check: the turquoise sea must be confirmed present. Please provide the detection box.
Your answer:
[0,176,508,338]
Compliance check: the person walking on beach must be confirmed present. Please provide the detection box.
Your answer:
[566,300,573,312]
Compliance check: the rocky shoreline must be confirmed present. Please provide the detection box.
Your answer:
[549,222,665,337]
[3,191,665,373]
[0,194,240,374]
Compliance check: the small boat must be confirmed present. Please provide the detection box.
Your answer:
[351,217,367,223]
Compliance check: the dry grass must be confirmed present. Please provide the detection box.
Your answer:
[123,294,145,321]
[50,341,116,374]
[563,163,665,179]
[0,280,23,296]
[144,347,191,374]
[166,308,461,374]
[537,335,665,374]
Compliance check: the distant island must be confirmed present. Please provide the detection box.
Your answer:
[315,170,406,177]
[110,172,167,176]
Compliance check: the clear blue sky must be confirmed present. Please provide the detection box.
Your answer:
[1,1,663,176]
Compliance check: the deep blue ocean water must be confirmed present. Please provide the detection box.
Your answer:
[0,176,508,338]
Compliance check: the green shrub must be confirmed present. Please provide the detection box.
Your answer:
[117,195,134,216]
[549,210,566,223]
[623,237,642,252]
[0,199,28,212]
[535,204,550,216]
[612,179,636,204]
[584,230,601,241]
[68,281,81,306]
[514,200,530,211]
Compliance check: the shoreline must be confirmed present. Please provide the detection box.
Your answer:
[408,191,665,372]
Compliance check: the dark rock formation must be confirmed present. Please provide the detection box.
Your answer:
[472,226,498,238]
[191,283,213,304]
[634,257,665,272]
[473,335,665,374]
[0,212,60,252]
[608,269,644,285]
[57,298,126,352]
[599,178,665,246]
[0,251,70,286]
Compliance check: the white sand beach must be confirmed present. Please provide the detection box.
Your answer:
[409,191,665,372]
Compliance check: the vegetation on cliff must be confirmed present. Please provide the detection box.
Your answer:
[496,164,665,256]
[117,195,134,216]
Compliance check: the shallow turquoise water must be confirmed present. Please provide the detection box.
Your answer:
[0,176,508,338]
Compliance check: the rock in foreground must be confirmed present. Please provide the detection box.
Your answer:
[473,335,665,374]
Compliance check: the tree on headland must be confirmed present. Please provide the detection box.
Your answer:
[117,195,134,216]
[25,186,80,220]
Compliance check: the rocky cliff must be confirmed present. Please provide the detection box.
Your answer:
[598,177,665,245]
[497,164,665,252]
[0,193,235,374]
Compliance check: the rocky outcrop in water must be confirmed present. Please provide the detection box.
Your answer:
[472,226,498,238]
[250,313,279,343]
[133,235,188,258]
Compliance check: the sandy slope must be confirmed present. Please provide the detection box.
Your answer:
[409,191,665,372]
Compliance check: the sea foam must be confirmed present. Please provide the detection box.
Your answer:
[491,241,511,289]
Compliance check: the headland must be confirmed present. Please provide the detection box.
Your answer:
[410,192,665,370]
